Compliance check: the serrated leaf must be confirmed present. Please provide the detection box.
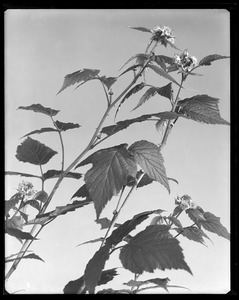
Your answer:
[118,63,143,77]
[43,169,82,181]
[136,172,154,188]
[167,216,183,228]
[106,210,158,246]
[156,119,168,141]
[175,226,210,245]
[18,103,59,117]
[100,76,117,90]
[199,54,229,66]
[147,64,181,87]
[199,212,230,240]
[132,87,158,111]
[147,277,170,292]
[55,120,81,131]
[21,127,57,138]
[186,208,206,228]
[115,82,146,119]
[96,217,111,229]
[76,237,104,247]
[15,137,58,165]
[5,227,38,240]
[119,225,192,275]
[154,55,175,66]
[5,193,23,217]
[5,171,41,179]
[57,68,100,94]
[5,253,44,263]
[119,53,149,71]
[129,26,152,33]
[177,95,230,125]
[83,144,137,218]
[128,140,170,192]
[84,245,111,294]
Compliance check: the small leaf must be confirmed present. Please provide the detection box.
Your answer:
[5,171,41,179]
[82,144,137,218]
[147,64,181,87]
[5,193,23,217]
[128,140,170,192]
[71,184,89,199]
[96,217,111,229]
[97,288,132,294]
[186,207,206,227]
[199,54,229,66]
[5,228,38,240]
[43,169,82,181]
[18,103,59,117]
[118,63,143,77]
[119,225,192,275]
[175,226,210,245]
[100,76,117,90]
[148,277,170,292]
[55,120,81,131]
[57,68,100,94]
[199,212,230,240]
[172,205,183,217]
[33,191,48,203]
[115,82,146,119]
[119,53,149,71]
[129,26,152,33]
[177,95,230,125]
[132,87,158,111]
[21,127,57,138]
[76,237,104,247]
[156,119,168,141]
[21,199,41,211]
[154,55,175,66]
[16,137,57,165]
[167,216,183,228]
[5,253,44,263]
[136,172,154,188]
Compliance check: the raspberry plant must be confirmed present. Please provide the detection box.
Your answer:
[5,25,230,294]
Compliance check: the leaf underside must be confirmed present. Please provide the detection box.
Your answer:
[120,225,192,275]
[15,137,58,165]
[18,103,60,117]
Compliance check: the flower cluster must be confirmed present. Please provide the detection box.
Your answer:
[174,50,198,73]
[151,25,175,47]
[17,181,36,198]
[175,194,198,210]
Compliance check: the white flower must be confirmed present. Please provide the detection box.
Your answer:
[151,25,175,46]
[174,50,198,72]
[17,181,36,198]
[175,194,198,210]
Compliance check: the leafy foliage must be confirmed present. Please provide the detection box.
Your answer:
[42,169,82,181]
[76,144,137,218]
[18,103,59,117]
[5,228,38,241]
[57,68,100,94]
[128,140,170,192]
[129,26,152,33]
[100,76,117,90]
[21,127,57,138]
[120,225,192,275]
[177,95,230,125]
[16,137,58,165]
[147,64,181,87]
[5,253,44,263]
[5,171,41,179]
[175,226,211,245]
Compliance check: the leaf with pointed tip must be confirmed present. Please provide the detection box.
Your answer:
[120,225,192,275]
[115,82,146,119]
[5,171,41,179]
[71,184,89,199]
[185,207,206,228]
[43,169,82,181]
[155,55,175,66]
[5,253,44,263]
[97,288,132,294]
[136,172,154,188]
[177,95,230,125]
[100,76,117,90]
[33,191,48,203]
[21,199,41,211]
[82,144,137,218]
[5,193,23,216]
[55,120,81,131]
[128,140,170,192]
[120,53,149,71]
[76,237,104,247]
[198,54,229,66]
[16,137,58,165]
[199,212,230,240]
[21,127,57,138]
[57,68,100,94]
[156,119,168,141]
[18,103,59,117]
[5,228,38,240]
[147,277,170,292]
[118,63,143,77]
[147,64,181,87]
[168,216,183,228]
[132,87,158,111]
[175,226,211,245]
[129,26,152,33]
[172,205,183,218]
[96,218,121,230]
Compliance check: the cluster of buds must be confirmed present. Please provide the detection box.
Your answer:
[151,25,175,47]
[17,181,36,198]
[174,50,198,73]
[175,194,198,210]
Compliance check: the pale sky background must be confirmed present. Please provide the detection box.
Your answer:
[5,9,230,294]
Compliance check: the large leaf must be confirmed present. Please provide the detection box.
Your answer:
[43,169,82,181]
[147,64,181,87]
[57,68,100,94]
[198,54,229,66]
[199,212,230,240]
[120,225,192,275]
[5,171,41,179]
[16,137,58,165]
[21,127,57,138]
[128,140,170,192]
[84,245,111,294]
[177,95,230,125]
[55,120,81,131]
[80,144,137,218]
[63,268,118,294]
[18,103,59,117]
